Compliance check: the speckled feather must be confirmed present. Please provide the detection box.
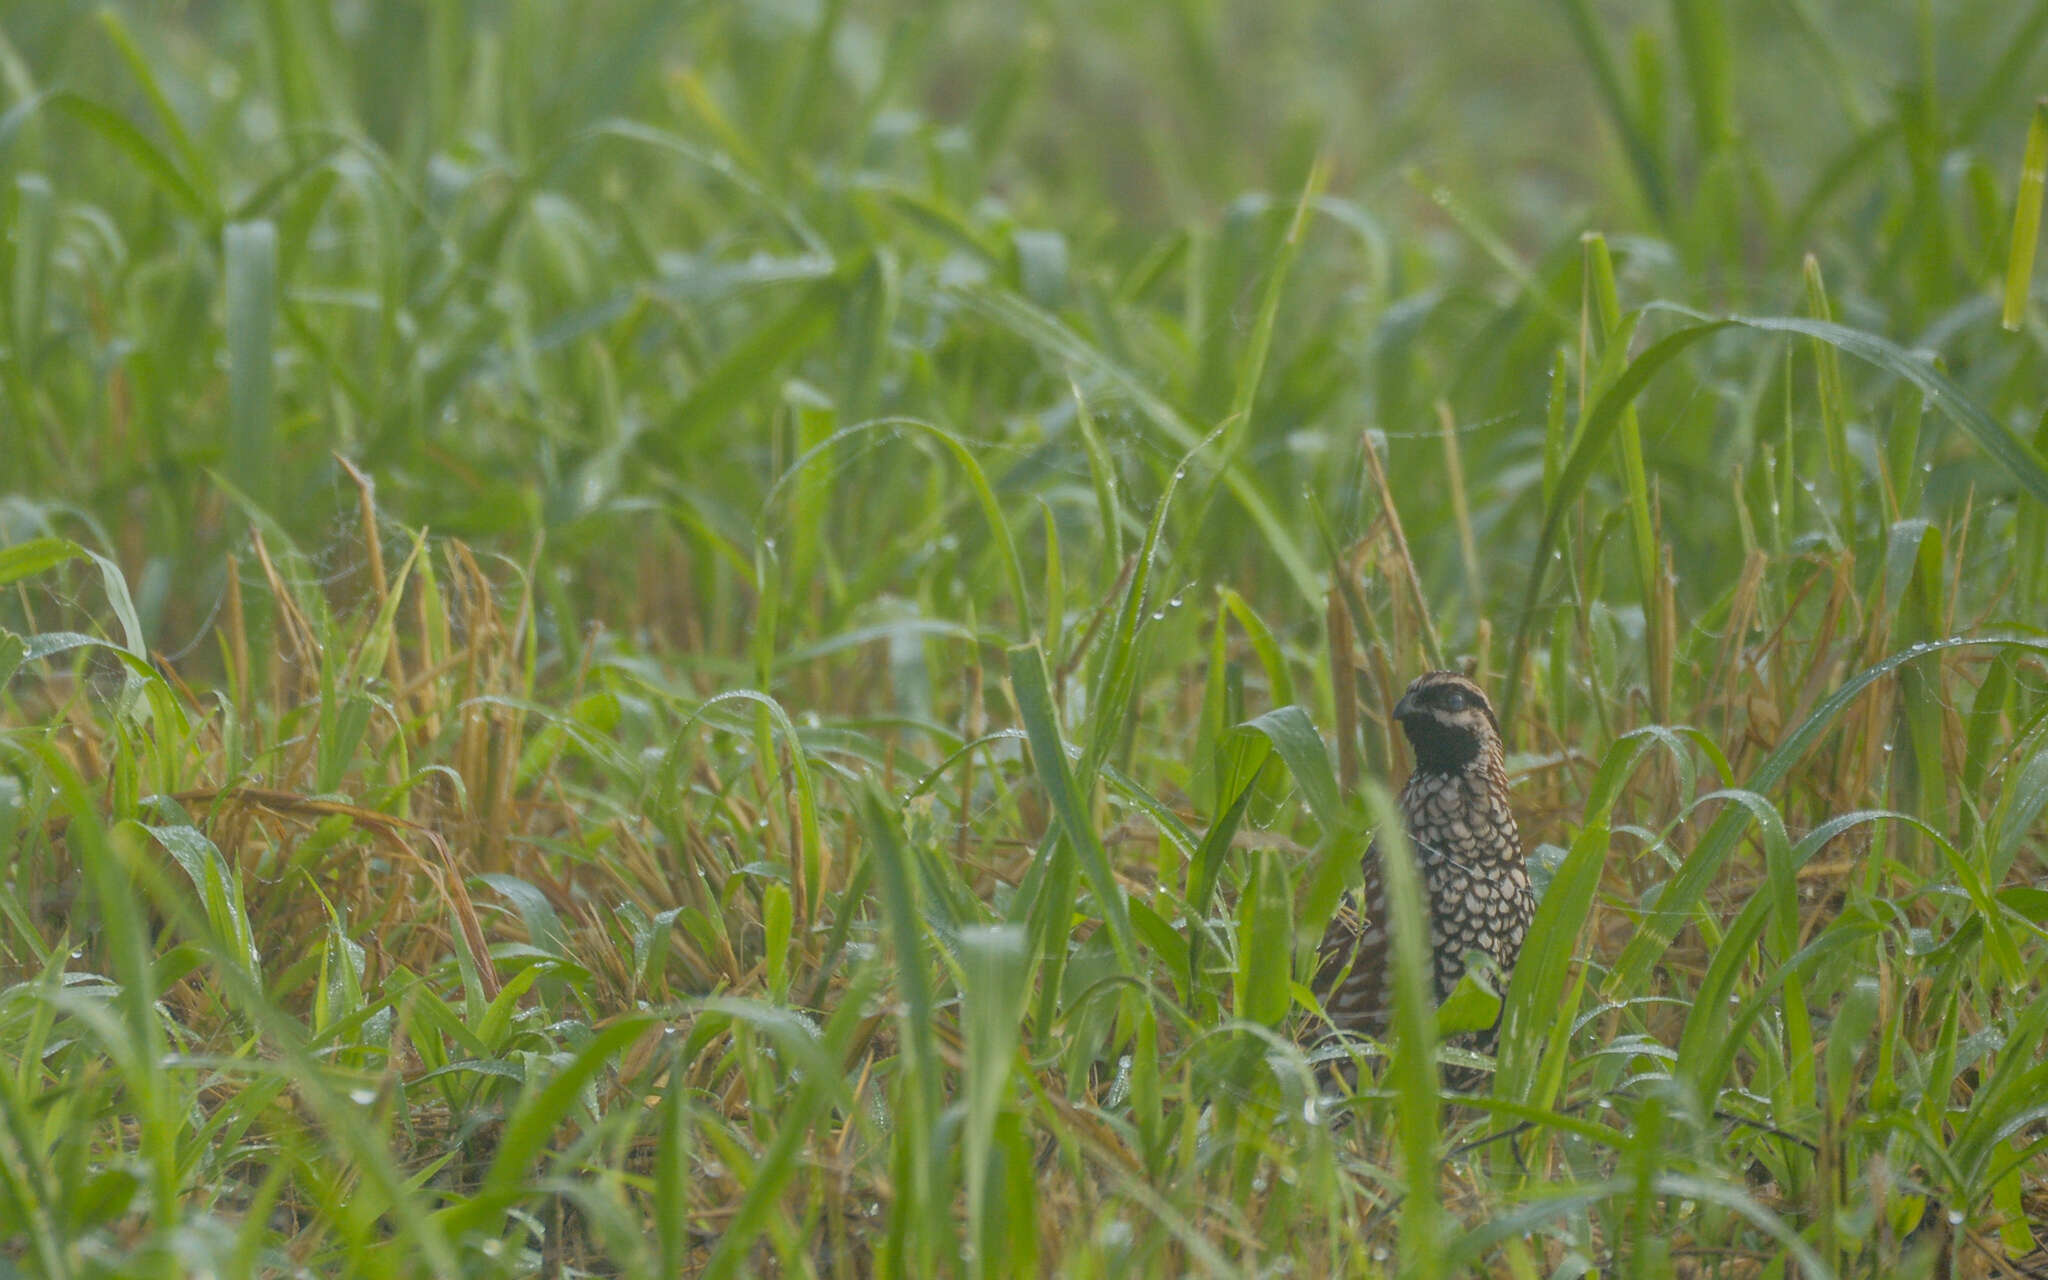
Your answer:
[1312,671,1534,1079]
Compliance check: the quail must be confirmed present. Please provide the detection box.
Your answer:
[1311,670,1534,1088]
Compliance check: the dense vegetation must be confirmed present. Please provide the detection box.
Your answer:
[4,1,2048,1274]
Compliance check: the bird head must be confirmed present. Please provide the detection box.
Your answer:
[1393,671,1501,774]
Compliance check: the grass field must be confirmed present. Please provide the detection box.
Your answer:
[5,1,2048,1275]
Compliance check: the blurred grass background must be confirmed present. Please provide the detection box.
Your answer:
[3,0,2048,1275]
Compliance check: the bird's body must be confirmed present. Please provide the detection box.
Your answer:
[1312,671,1534,1084]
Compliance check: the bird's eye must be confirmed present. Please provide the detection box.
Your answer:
[1438,689,1467,711]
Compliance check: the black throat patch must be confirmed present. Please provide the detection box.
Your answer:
[1400,713,1483,774]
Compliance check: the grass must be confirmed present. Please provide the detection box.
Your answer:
[4,0,2048,1274]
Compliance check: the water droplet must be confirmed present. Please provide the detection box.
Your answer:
[1150,611,1165,621]
[1947,1209,1964,1226]
[350,1088,378,1105]
[1881,742,1894,754]
[1173,466,1188,480]
[1168,594,1184,609]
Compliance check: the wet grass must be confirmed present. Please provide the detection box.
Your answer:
[4,1,2048,1274]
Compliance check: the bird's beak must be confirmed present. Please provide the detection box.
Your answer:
[1393,689,1421,720]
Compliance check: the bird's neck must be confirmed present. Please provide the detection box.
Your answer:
[1407,740,1503,787]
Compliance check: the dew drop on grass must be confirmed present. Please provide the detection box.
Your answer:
[1168,594,1183,608]
[349,1088,378,1105]
[1881,742,1894,753]
[1150,611,1165,621]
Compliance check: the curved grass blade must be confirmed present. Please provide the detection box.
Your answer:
[1008,642,1137,971]
[948,284,1323,605]
[761,416,1033,642]
[1443,1174,1832,1278]
[1609,633,2048,994]
[1504,309,2048,721]
[691,992,873,1280]
[47,91,212,220]
[457,1014,659,1216]
[1492,728,1668,1100]
[1236,705,1348,836]
[1185,764,1260,993]
[678,689,826,921]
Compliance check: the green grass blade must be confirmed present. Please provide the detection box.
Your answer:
[1370,773,1441,1280]
[47,90,210,218]
[1610,633,2048,993]
[224,220,280,519]
[8,172,50,380]
[1236,704,1347,836]
[1550,0,1668,218]
[1233,848,1293,1026]
[949,285,1323,605]
[1008,642,1138,971]
[959,924,1032,1277]
[2002,99,2048,331]
[1506,309,2048,721]
[681,689,826,922]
